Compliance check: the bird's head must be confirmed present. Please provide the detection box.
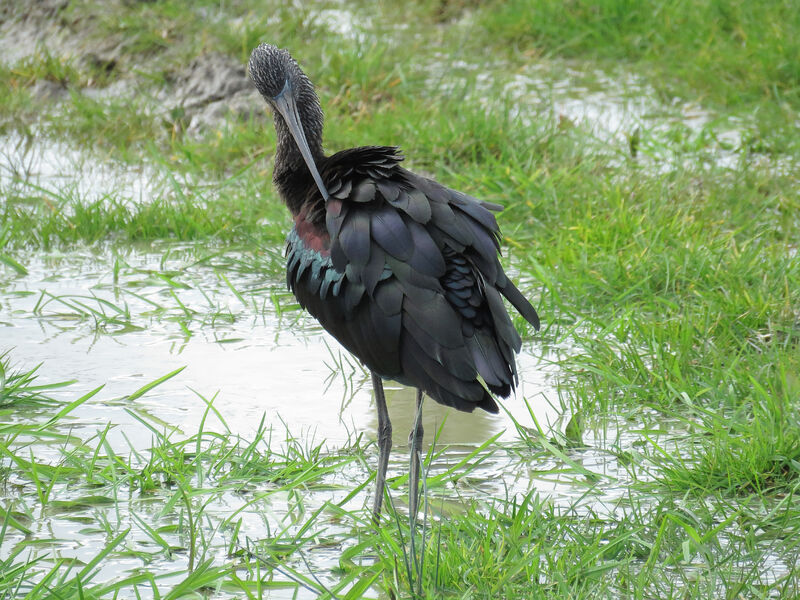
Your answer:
[248,44,301,101]
[248,43,329,201]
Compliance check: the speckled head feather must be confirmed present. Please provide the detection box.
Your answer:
[248,44,300,100]
[248,43,325,166]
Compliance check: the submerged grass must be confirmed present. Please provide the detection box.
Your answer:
[0,352,75,410]
[0,362,371,598]
[1,0,799,597]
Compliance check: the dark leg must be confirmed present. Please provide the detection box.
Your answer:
[408,388,424,518]
[371,371,392,521]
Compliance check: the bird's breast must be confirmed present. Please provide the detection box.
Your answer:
[292,211,330,255]
[286,224,344,304]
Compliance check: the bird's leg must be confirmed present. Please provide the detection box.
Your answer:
[371,371,392,522]
[408,388,425,519]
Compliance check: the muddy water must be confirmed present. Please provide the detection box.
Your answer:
[0,248,558,450]
[432,56,793,174]
[1,133,163,205]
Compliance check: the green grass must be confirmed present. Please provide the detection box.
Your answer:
[476,0,800,106]
[1,176,286,250]
[1,0,800,597]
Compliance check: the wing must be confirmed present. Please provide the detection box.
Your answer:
[289,146,539,413]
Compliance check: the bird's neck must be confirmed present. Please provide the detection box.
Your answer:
[272,91,326,217]
[273,115,324,168]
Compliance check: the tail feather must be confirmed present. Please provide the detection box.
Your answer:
[499,280,540,330]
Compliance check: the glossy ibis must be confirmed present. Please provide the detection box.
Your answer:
[248,44,540,520]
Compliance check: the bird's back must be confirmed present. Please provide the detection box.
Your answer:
[284,146,539,413]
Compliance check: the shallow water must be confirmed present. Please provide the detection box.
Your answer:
[505,66,745,171]
[1,132,162,206]
[0,247,560,452]
[431,55,796,175]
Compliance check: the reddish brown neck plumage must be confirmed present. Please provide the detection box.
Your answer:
[293,205,330,256]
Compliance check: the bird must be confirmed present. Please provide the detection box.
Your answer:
[248,43,540,520]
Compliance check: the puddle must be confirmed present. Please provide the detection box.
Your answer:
[0,132,164,206]
[504,66,744,170]
[431,57,797,175]
[7,247,793,597]
[0,248,560,452]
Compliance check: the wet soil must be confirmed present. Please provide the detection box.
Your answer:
[1,1,264,133]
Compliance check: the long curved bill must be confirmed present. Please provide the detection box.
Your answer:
[273,81,330,201]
